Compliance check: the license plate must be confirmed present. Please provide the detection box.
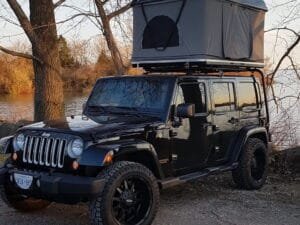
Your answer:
[14,173,33,190]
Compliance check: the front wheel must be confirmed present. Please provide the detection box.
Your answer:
[232,138,268,190]
[89,161,160,225]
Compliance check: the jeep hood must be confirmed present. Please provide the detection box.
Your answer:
[19,115,163,140]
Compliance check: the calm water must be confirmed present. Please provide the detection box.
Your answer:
[0,92,88,121]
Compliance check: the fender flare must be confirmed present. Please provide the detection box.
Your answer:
[229,126,268,163]
[78,139,164,178]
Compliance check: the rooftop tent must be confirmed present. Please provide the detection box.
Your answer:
[131,0,268,71]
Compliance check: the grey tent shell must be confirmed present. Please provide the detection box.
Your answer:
[132,0,268,70]
[132,0,268,11]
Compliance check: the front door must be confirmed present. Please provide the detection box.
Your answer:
[171,81,211,174]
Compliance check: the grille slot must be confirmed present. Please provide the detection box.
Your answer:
[23,136,67,168]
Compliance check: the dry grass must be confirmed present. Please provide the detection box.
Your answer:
[0,55,33,95]
[0,155,8,164]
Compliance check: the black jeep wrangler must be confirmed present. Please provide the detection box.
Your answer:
[0,71,271,225]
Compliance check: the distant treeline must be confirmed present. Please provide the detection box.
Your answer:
[0,36,141,95]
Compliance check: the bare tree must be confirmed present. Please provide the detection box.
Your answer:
[0,0,65,121]
[264,0,300,149]
[94,0,131,75]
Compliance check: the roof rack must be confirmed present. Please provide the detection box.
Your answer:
[133,59,264,73]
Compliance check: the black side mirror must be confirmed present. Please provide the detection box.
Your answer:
[177,103,195,118]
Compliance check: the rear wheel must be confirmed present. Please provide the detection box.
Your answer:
[232,138,268,190]
[0,160,50,212]
[89,161,160,225]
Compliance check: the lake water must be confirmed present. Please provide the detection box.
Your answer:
[0,92,89,121]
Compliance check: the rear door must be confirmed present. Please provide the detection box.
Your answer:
[208,79,238,164]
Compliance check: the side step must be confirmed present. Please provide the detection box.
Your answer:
[159,163,238,189]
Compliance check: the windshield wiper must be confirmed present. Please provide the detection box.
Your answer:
[87,105,108,112]
[87,105,143,117]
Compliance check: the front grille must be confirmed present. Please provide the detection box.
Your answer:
[23,136,67,168]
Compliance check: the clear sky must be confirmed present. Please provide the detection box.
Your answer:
[0,0,299,66]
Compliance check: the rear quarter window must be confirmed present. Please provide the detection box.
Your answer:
[238,82,258,110]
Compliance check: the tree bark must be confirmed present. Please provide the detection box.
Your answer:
[29,0,64,121]
[95,1,126,75]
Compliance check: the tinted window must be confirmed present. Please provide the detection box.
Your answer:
[212,82,235,112]
[176,83,207,113]
[238,82,258,110]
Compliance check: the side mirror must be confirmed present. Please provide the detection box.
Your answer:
[177,103,195,118]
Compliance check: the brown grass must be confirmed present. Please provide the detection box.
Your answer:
[0,55,33,95]
[0,155,8,164]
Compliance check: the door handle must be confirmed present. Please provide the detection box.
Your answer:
[169,130,178,137]
[202,123,219,131]
[212,125,220,131]
[228,117,239,124]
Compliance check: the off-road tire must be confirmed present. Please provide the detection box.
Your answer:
[89,161,160,225]
[232,138,268,190]
[0,159,50,212]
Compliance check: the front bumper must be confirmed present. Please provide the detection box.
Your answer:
[0,167,8,184]
[0,166,105,200]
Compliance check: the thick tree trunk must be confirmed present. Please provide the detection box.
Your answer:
[30,0,64,121]
[95,2,125,75]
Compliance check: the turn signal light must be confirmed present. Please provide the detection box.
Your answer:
[103,151,114,165]
[72,161,79,170]
[12,153,18,161]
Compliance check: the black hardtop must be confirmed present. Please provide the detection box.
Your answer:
[132,0,268,11]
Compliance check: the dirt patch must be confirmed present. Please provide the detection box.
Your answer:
[0,173,299,225]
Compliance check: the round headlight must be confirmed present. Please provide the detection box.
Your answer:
[13,133,25,151]
[68,139,84,158]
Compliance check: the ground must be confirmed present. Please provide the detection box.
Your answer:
[0,173,299,225]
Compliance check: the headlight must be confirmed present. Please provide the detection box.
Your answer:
[13,133,25,151]
[68,139,84,158]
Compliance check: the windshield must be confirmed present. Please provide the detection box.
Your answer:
[86,76,175,120]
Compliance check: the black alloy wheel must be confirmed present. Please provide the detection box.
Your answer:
[112,177,152,225]
[90,161,159,225]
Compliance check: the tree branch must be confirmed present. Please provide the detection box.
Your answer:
[265,27,299,37]
[288,56,300,80]
[107,2,131,20]
[54,0,66,8]
[6,0,38,45]
[0,45,42,63]
[268,35,300,84]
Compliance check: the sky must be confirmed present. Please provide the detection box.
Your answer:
[0,0,299,66]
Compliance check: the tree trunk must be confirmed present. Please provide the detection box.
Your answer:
[95,2,125,75]
[30,0,64,121]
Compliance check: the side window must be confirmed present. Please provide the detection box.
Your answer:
[176,83,207,113]
[238,82,258,110]
[212,82,236,112]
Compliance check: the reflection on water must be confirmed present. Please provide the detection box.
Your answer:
[0,92,88,122]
